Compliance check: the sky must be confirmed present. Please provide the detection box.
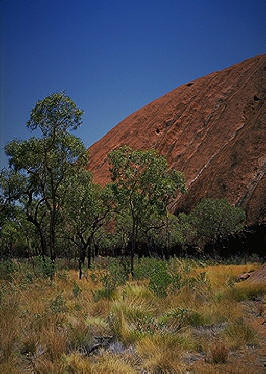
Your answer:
[0,0,265,168]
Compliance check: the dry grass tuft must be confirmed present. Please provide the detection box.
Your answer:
[40,324,67,361]
[257,301,264,316]
[0,360,22,374]
[136,333,191,373]
[224,318,257,349]
[191,362,262,374]
[207,340,229,364]
[64,353,93,374]
[0,260,264,373]
[92,353,137,374]
[65,352,137,374]
[31,357,65,374]
[66,317,91,350]
[224,282,265,302]
[0,297,21,361]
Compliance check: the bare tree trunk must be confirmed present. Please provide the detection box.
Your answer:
[130,224,136,277]
[79,248,86,280]
[87,236,93,269]
[49,210,56,262]
[37,225,47,260]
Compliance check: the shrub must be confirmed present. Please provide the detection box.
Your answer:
[189,198,246,248]
[91,258,129,300]
[92,287,115,302]
[72,282,82,298]
[0,260,18,280]
[106,258,130,286]
[134,257,164,280]
[50,294,66,313]
[148,260,172,297]
[23,272,35,284]
[34,256,56,279]
[159,307,208,330]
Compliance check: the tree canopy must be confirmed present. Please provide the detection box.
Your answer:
[108,145,186,274]
[0,94,250,278]
[2,92,87,261]
[189,198,246,248]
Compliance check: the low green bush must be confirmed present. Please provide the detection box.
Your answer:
[134,257,164,280]
[50,294,66,313]
[91,257,130,300]
[34,256,56,279]
[0,260,18,280]
[148,260,172,297]
[92,287,115,302]
[72,281,82,298]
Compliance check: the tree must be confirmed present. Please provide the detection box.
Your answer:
[63,169,114,279]
[4,92,86,261]
[0,206,36,259]
[189,198,246,249]
[145,212,195,257]
[108,146,186,275]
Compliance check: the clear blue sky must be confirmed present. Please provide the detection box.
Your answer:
[0,0,265,168]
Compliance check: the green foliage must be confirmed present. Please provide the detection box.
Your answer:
[109,146,186,218]
[27,91,83,135]
[134,257,210,297]
[189,198,246,247]
[108,146,186,273]
[72,282,82,298]
[134,258,173,297]
[106,258,130,286]
[149,261,172,297]
[134,257,165,280]
[34,256,56,279]
[62,170,114,273]
[91,258,130,301]
[2,92,86,264]
[49,294,66,313]
[0,260,18,280]
[224,318,257,347]
[148,213,194,251]
[159,307,208,329]
[22,271,35,284]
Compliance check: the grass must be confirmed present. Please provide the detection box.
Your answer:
[224,318,257,349]
[208,340,229,363]
[0,257,264,373]
[136,333,191,373]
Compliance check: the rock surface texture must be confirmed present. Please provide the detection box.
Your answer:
[87,55,266,224]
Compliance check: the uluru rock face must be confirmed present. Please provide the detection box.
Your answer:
[87,55,266,224]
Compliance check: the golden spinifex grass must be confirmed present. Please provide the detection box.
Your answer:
[0,259,264,374]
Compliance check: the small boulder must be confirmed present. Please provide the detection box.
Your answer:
[237,272,251,282]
